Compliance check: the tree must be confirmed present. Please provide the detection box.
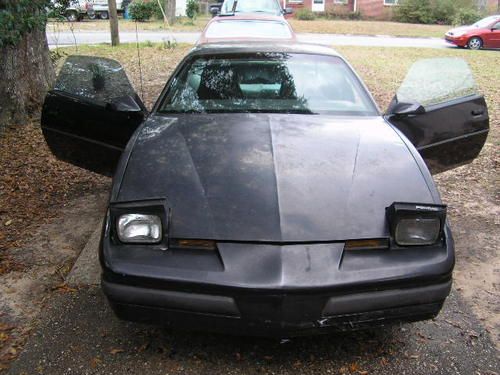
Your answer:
[108,0,120,46]
[164,0,176,25]
[0,1,62,127]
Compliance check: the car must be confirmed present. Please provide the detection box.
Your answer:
[198,14,297,44]
[41,43,489,337]
[51,0,92,22]
[88,0,125,20]
[214,0,293,17]
[209,0,224,17]
[445,15,500,50]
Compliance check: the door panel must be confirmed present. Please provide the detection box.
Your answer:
[386,58,489,174]
[42,56,146,176]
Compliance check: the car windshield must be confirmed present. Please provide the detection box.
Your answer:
[472,16,498,28]
[205,20,292,39]
[159,53,377,116]
[221,0,282,14]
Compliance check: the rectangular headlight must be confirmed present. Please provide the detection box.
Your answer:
[117,214,162,244]
[387,203,446,246]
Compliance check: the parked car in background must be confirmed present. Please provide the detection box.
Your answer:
[89,0,125,20]
[445,15,500,50]
[41,42,488,337]
[198,14,296,44]
[50,0,92,22]
[209,0,224,17]
[217,0,293,17]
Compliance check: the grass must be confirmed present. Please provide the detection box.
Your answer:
[290,19,449,38]
[47,16,210,33]
[47,17,451,38]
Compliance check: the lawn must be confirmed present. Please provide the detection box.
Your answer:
[47,17,451,38]
[290,19,449,38]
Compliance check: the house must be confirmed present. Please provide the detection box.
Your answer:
[283,0,499,20]
[282,0,398,20]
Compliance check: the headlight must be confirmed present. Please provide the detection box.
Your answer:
[386,203,446,246]
[117,214,162,244]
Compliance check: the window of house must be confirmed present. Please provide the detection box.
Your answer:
[384,0,399,5]
[334,0,348,4]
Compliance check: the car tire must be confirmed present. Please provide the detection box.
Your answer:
[88,12,97,20]
[99,11,109,20]
[66,10,78,22]
[467,37,483,50]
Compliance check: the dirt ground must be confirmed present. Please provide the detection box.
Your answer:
[0,44,498,370]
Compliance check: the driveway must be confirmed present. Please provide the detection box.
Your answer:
[46,30,451,49]
[6,286,499,375]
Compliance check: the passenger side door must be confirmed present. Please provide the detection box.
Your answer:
[42,56,147,176]
[385,58,489,174]
[483,21,500,48]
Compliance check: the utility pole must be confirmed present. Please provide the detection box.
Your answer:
[108,0,120,46]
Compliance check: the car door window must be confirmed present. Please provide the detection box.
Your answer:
[396,58,477,107]
[54,55,136,105]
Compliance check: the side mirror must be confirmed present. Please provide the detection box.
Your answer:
[387,97,426,117]
[106,95,143,113]
[284,7,293,14]
[210,7,220,16]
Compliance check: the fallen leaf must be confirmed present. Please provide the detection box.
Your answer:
[110,348,124,355]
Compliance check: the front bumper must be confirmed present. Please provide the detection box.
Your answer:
[100,222,454,337]
[445,35,467,47]
[102,276,451,337]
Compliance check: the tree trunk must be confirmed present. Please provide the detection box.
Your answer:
[108,0,120,46]
[164,0,176,25]
[0,28,55,128]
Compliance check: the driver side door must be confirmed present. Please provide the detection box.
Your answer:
[42,56,147,176]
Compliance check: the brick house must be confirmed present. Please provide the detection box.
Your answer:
[282,0,499,20]
[282,0,398,20]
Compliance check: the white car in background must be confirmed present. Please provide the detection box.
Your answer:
[89,0,125,20]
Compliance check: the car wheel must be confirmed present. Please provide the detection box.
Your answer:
[99,11,109,20]
[88,12,97,20]
[467,37,483,50]
[66,10,78,22]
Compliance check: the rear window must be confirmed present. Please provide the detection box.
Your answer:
[159,53,377,116]
[205,20,292,39]
[222,0,282,14]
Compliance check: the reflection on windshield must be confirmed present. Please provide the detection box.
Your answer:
[473,16,498,28]
[397,58,477,107]
[222,0,282,14]
[159,53,377,116]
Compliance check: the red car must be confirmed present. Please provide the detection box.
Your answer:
[445,15,500,50]
[198,14,296,45]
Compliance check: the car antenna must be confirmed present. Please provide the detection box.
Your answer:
[134,21,145,103]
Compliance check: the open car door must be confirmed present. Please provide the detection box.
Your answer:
[385,58,489,174]
[42,56,147,176]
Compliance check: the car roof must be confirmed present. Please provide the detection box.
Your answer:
[213,13,285,21]
[198,14,296,45]
[190,42,342,58]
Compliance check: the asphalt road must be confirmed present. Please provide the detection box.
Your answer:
[7,287,499,375]
[46,30,452,49]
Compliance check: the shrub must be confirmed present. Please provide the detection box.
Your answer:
[395,0,435,24]
[452,7,482,25]
[396,0,482,25]
[324,5,362,20]
[295,8,316,21]
[186,0,200,20]
[128,0,155,22]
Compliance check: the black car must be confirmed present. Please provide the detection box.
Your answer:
[41,43,489,337]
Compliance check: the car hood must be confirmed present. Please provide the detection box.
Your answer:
[446,25,477,35]
[117,114,435,242]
